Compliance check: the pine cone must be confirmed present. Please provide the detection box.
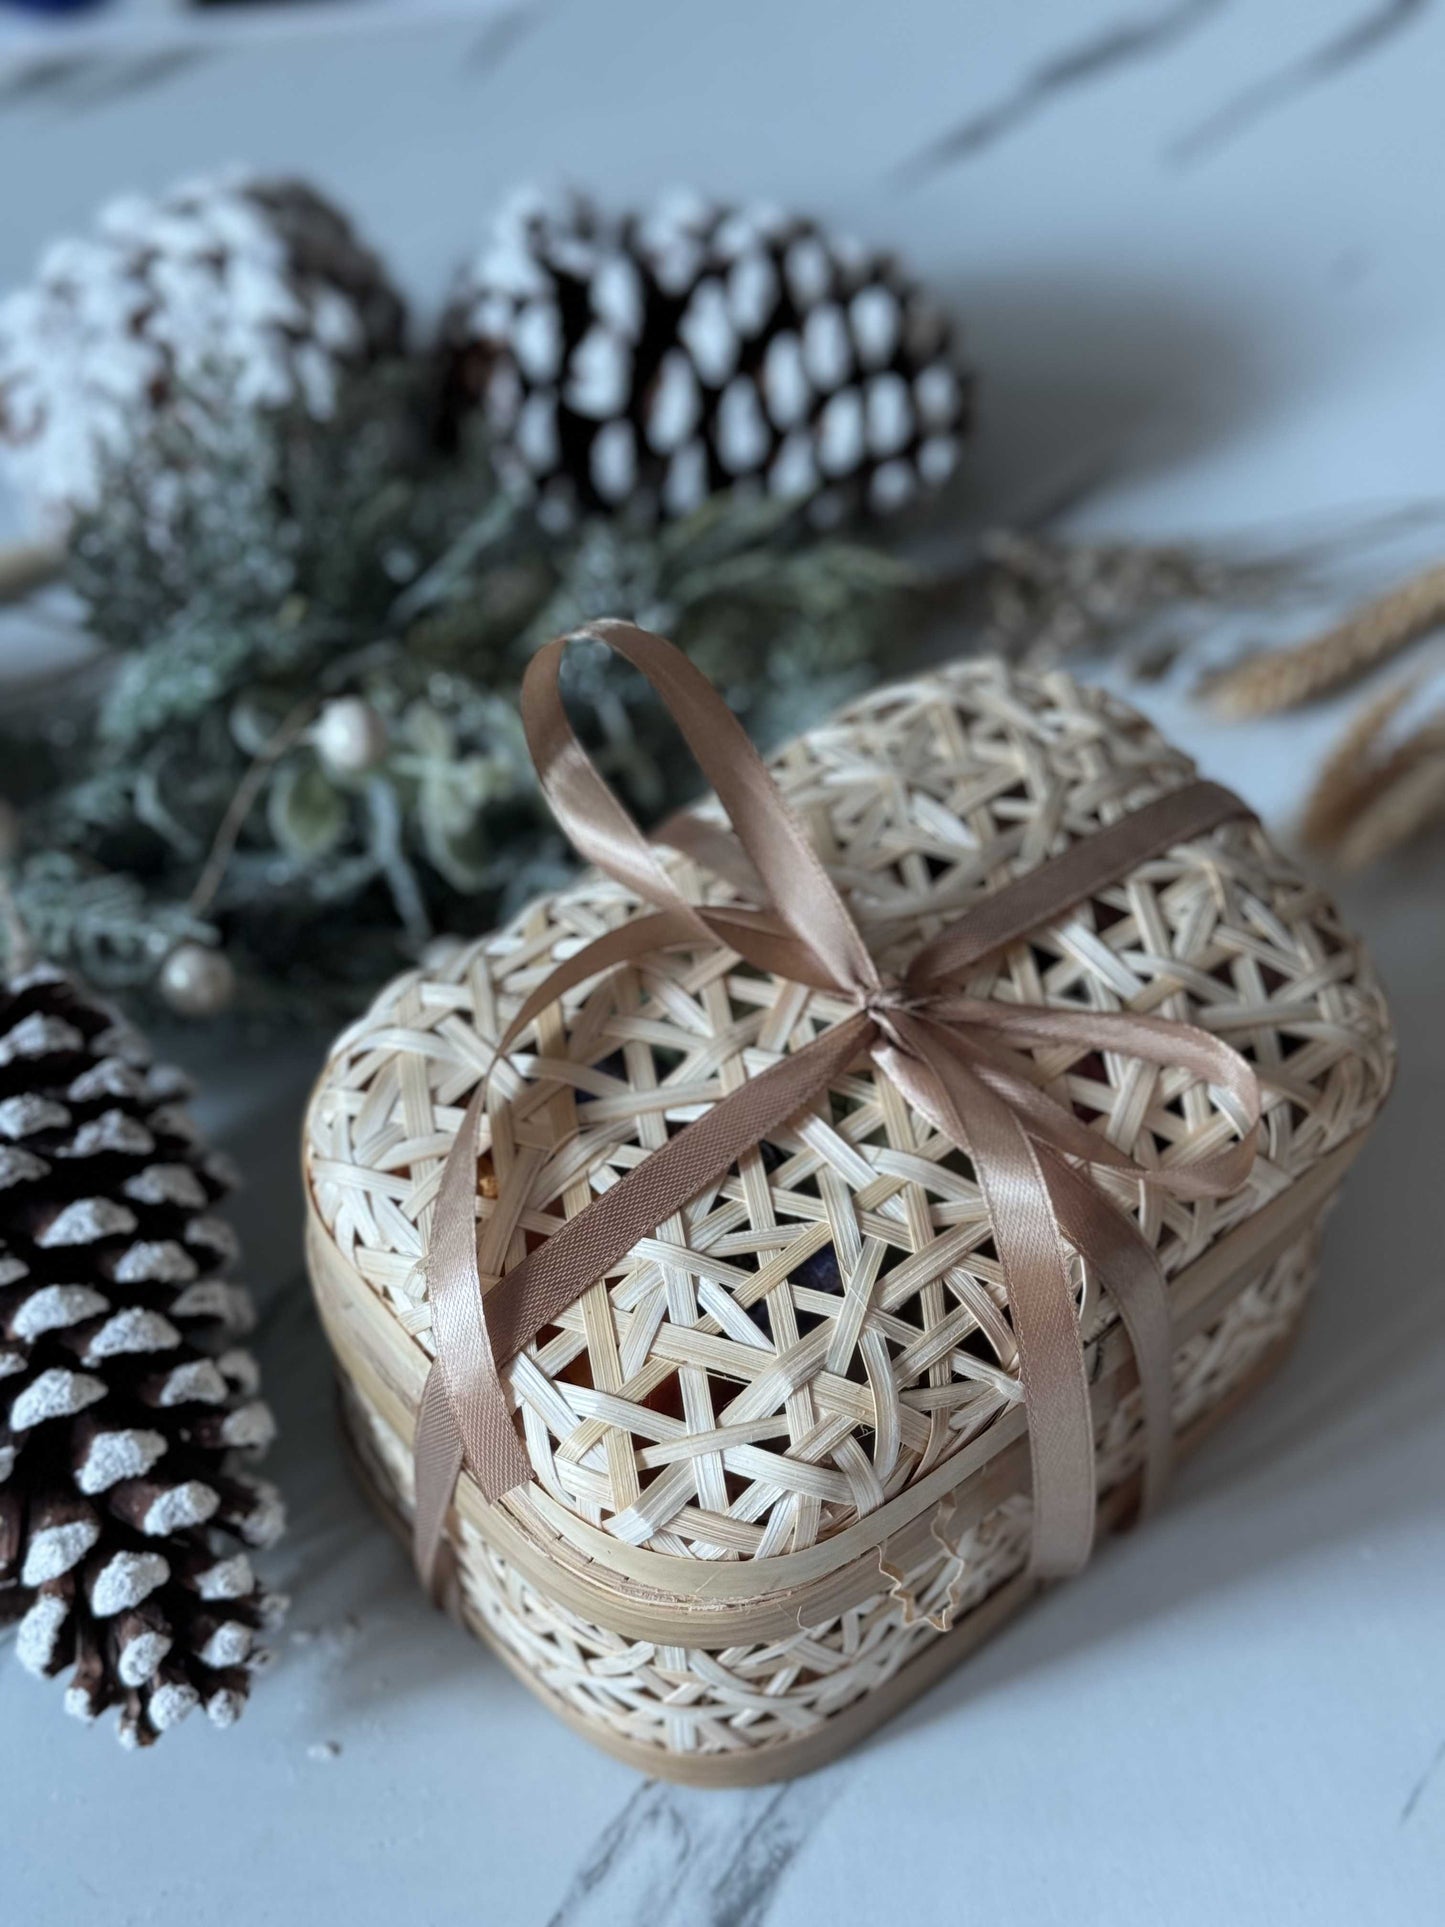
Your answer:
[0,963,283,1746]
[0,169,406,533]
[439,186,971,528]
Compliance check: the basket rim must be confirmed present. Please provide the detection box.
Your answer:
[339,1293,1306,1790]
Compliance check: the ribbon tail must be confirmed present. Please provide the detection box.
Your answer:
[412,1366,465,1606]
[415,1089,557,1597]
[420,1084,532,1525]
[1037,1145,1174,1519]
[877,1023,1097,1579]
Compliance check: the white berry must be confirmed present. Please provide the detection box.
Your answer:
[314,696,388,777]
[158,944,236,1020]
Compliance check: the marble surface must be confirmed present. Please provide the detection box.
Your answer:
[1,5,1444,1923]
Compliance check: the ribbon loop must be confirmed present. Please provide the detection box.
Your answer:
[413,627,1262,1592]
[524,621,881,996]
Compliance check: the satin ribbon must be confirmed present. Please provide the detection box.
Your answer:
[412,621,1261,1594]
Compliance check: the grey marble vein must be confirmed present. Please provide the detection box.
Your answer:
[467,0,549,74]
[1400,1736,1445,1826]
[891,0,1225,182]
[41,48,211,116]
[546,1778,839,1927]
[1166,0,1431,164]
[0,54,96,108]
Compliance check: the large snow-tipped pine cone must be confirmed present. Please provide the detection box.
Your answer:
[0,963,284,1746]
[0,169,406,532]
[439,187,971,528]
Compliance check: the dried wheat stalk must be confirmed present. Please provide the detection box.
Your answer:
[1301,675,1445,868]
[1209,560,1445,717]
[1299,678,1423,850]
[1335,748,1445,869]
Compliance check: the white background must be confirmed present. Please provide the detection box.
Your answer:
[0,4,1442,1922]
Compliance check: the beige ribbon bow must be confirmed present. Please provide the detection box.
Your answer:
[412,622,1262,1595]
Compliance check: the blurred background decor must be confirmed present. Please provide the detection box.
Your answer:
[0,169,970,1019]
[0,169,406,538]
[438,185,969,527]
[1206,560,1445,869]
[8,167,1438,1027]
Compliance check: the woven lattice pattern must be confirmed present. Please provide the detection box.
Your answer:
[307,659,1391,1568]
[343,1224,1317,1763]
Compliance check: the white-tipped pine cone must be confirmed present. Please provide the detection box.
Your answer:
[439,186,971,528]
[0,962,283,1746]
[0,169,406,533]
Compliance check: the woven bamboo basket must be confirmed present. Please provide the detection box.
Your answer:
[303,655,1394,1784]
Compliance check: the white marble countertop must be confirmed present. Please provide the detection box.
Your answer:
[1,5,1443,1923]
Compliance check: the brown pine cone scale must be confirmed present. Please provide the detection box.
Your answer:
[0,963,282,1745]
[441,186,971,529]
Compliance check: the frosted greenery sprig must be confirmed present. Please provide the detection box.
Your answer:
[1,363,923,1022]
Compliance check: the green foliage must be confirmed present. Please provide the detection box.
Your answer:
[268,761,348,862]
[11,853,217,989]
[5,364,923,1020]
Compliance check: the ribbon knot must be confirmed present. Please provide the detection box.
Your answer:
[411,622,1263,1597]
[856,977,918,1026]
